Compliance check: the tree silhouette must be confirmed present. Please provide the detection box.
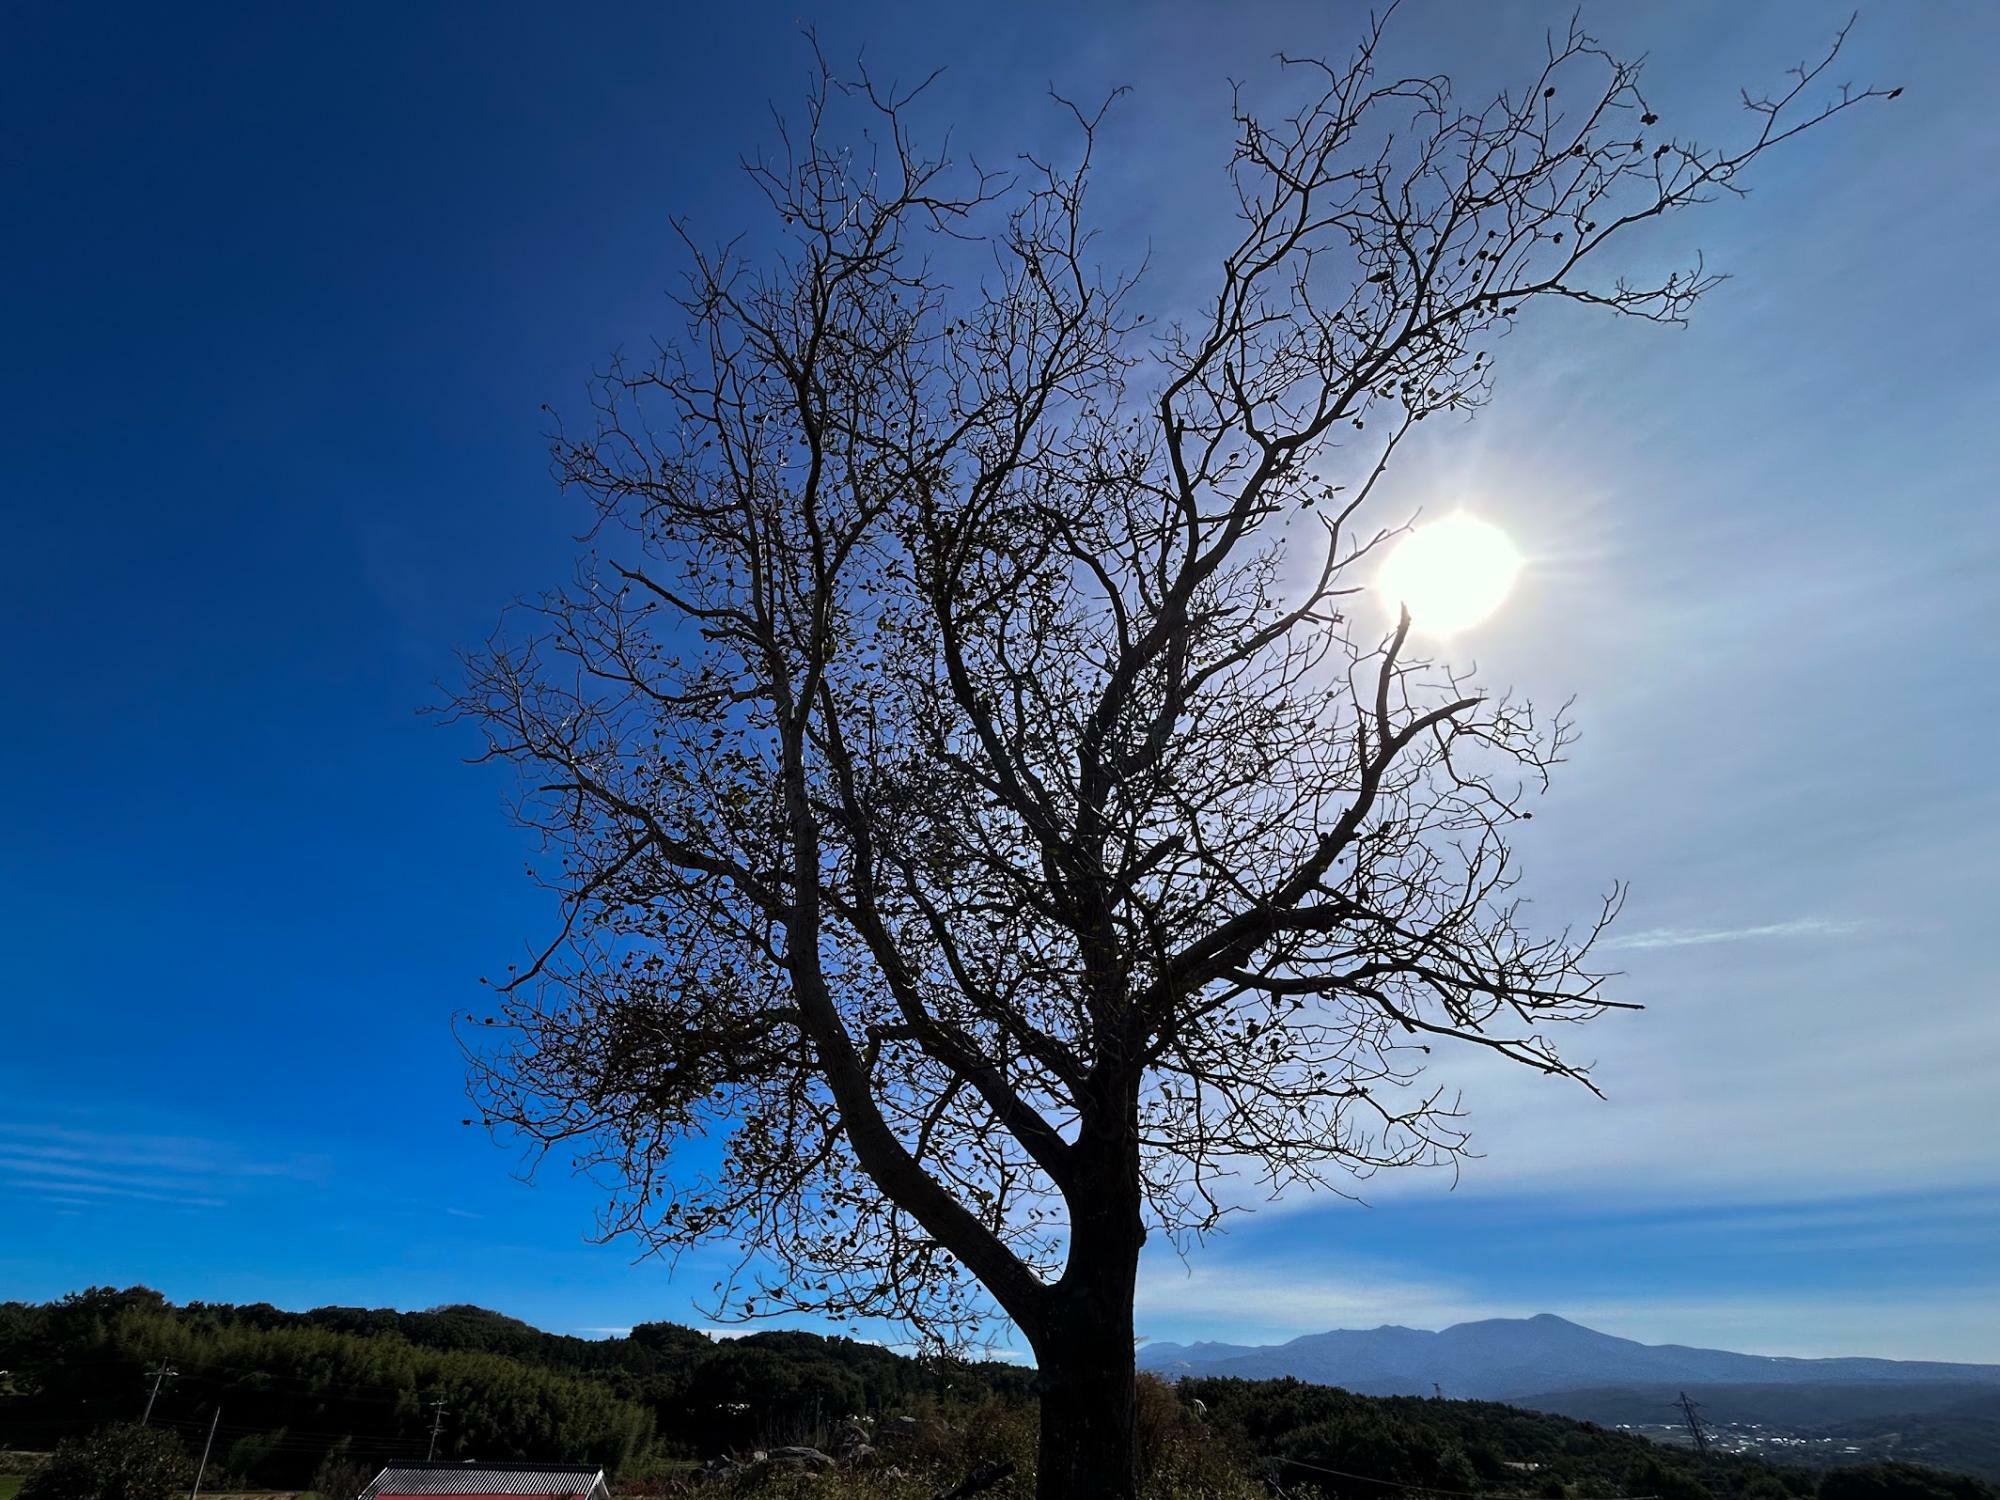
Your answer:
[452,18,1889,1496]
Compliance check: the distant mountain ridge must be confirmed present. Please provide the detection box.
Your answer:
[1138,1313,2000,1399]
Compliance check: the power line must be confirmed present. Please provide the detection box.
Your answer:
[146,1418,426,1453]
[42,1354,452,1402]
[42,1343,715,1398]
[143,1404,457,1442]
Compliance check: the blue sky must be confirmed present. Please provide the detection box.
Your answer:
[3,0,1995,1364]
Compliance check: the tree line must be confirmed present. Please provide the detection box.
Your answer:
[0,1288,1030,1486]
[7,1290,1988,1500]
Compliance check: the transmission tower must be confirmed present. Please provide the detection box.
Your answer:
[1674,1391,1711,1456]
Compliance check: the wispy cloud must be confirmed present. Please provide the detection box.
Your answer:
[11,1177,225,1209]
[1603,917,1864,951]
[0,1123,325,1179]
[0,1122,322,1211]
[445,1207,483,1219]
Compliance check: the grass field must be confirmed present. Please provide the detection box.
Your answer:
[0,1484,296,1500]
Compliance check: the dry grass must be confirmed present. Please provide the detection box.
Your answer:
[631,1380,1265,1500]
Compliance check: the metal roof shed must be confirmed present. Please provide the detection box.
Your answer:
[358,1464,610,1500]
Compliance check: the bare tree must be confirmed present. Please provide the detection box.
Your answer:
[450,18,1888,1496]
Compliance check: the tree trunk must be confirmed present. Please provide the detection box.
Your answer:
[1033,1287,1139,1500]
[1031,1144,1144,1500]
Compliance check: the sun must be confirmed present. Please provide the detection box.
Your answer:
[1376,512,1523,635]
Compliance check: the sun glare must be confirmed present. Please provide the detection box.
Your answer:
[1377,513,1523,636]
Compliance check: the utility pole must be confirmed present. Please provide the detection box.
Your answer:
[142,1358,178,1425]
[426,1397,448,1462]
[189,1408,221,1500]
[1674,1391,1711,1456]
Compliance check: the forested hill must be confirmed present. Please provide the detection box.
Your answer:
[0,1287,1032,1486]
[1180,1378,2000,1500]
[4,1289,1995,1500]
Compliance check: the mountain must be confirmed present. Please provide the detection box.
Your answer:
[1138,1313,2000,1400]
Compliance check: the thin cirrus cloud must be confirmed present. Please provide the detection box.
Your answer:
[1601,916,1864,951]
[1137,1259,1490,1343]
[7,1176,227,1210]
[0,1120,324,1212]
[0,1155,225,1209]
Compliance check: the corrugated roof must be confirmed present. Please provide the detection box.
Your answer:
[359,1465,608,1500]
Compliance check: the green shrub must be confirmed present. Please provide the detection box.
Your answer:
[19,1425,192,1500]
